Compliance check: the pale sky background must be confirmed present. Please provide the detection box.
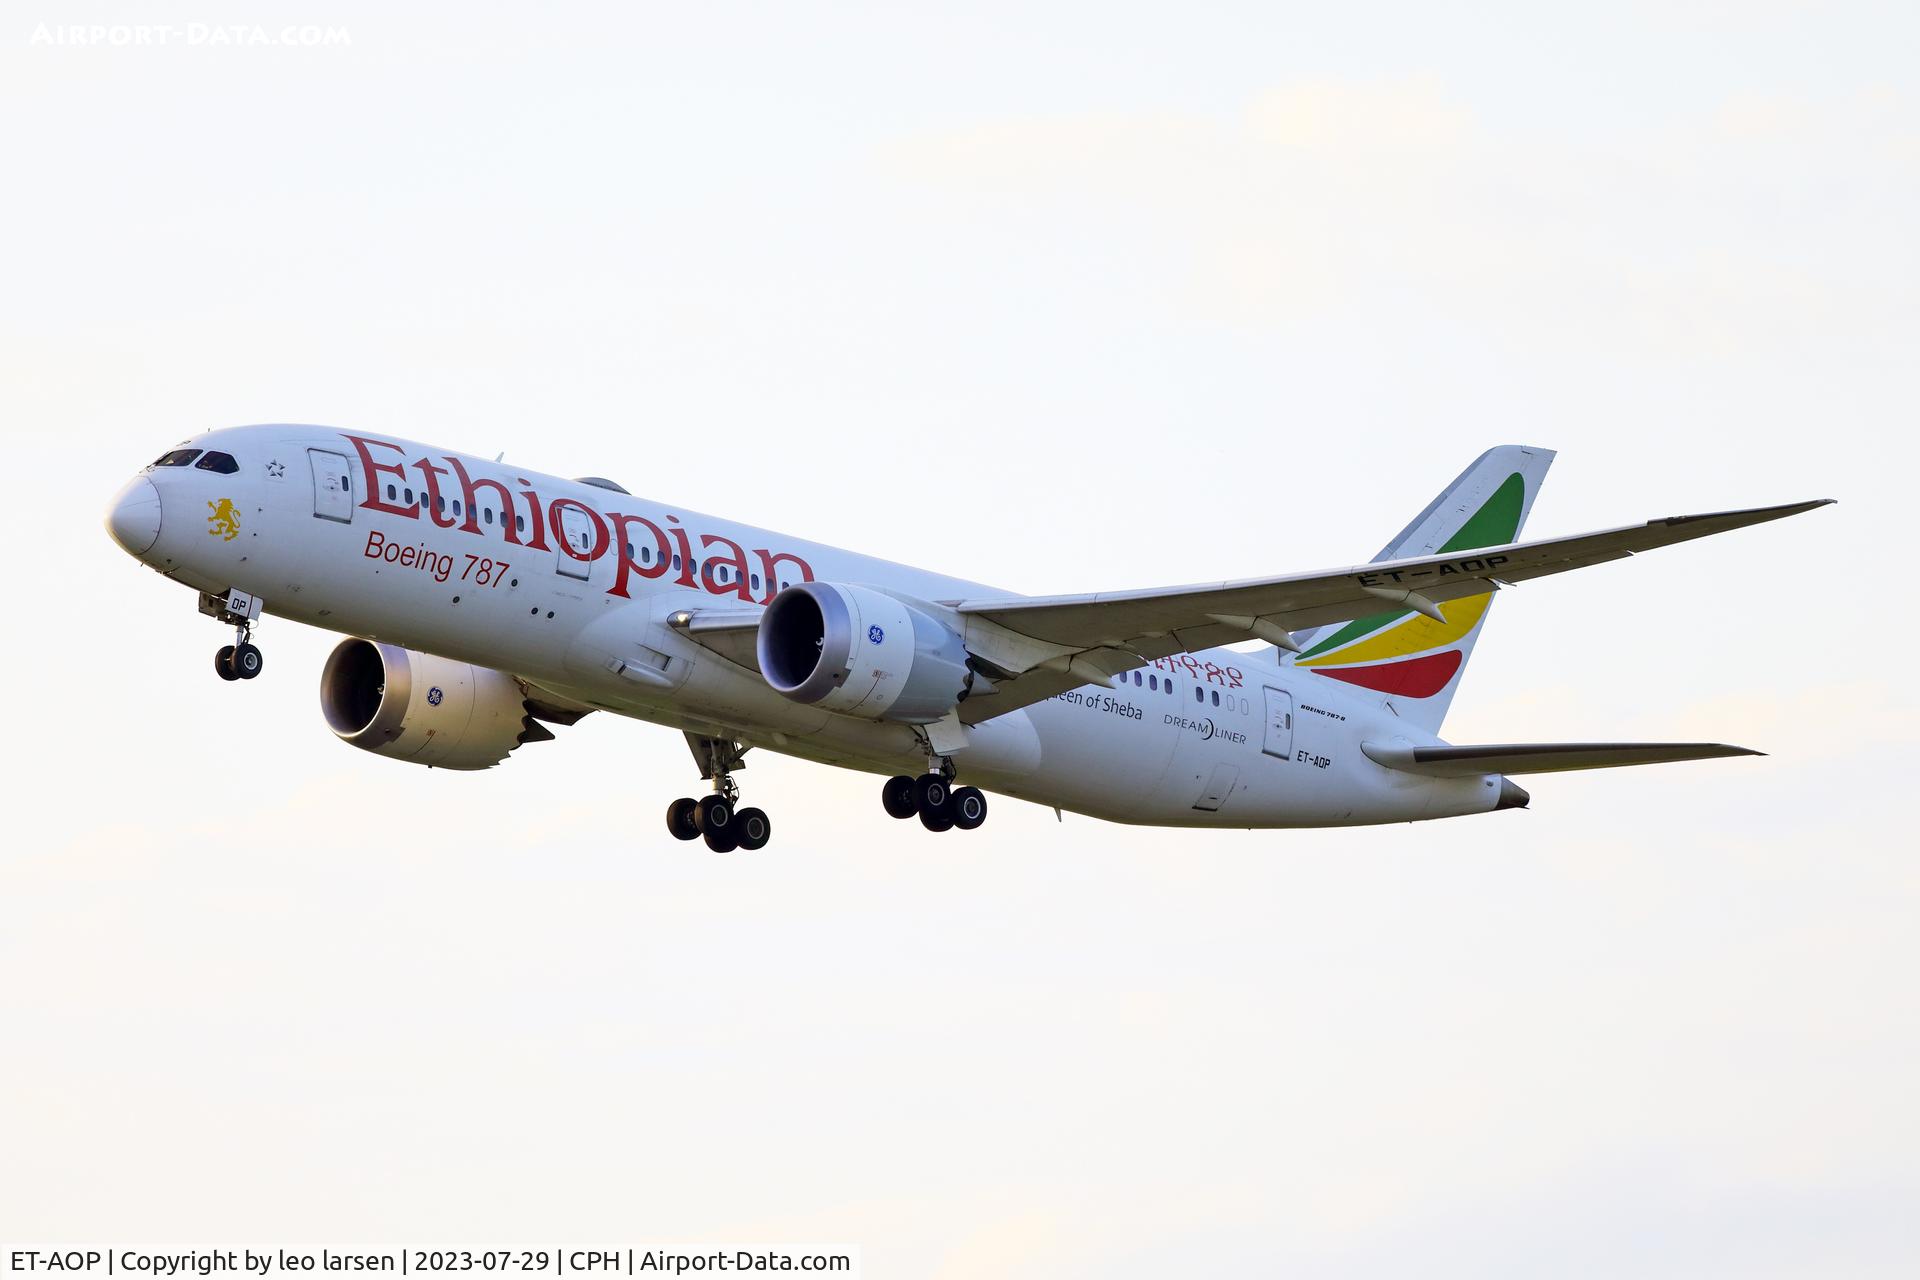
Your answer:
[2,2,1915,1274]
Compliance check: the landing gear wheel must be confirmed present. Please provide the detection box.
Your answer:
[912,773,950,814]
[214,645,240,681]
[734,807,771,851]
[882,775,917,819]
[666,797,702,841]
[951,787,988,830]
[695,794,733,837]
[231,642,263,680]
[918,803,954,833]
[702,821,740,852]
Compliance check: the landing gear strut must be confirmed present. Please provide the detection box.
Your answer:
[882,753,989,834]
[667,733,771,851]
[202,589,264,681]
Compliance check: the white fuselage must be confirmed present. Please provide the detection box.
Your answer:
[111,425,1507,828]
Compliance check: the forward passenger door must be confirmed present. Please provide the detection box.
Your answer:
[309,449,353,523]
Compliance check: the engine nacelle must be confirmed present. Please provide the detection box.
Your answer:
[756,582,971,724]
[320,639,542,770]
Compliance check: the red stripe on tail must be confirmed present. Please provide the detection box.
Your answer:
[1309,650,1464,698]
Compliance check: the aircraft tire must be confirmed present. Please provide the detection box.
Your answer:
[215,645,240,681]
[666,797,702,841]
[882,775,917,819]
[912,773,950,814]
[232,643,263,680]
[696,794,732,835]
[702,821,740,852]
[951,787,988,830]
[734,807,771,850]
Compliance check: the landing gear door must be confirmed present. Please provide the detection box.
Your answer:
[309,449,353,523]
[554,505,595,581]
[1262,687,1294,759]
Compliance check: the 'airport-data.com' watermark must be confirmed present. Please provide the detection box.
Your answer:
[29,22,351,48]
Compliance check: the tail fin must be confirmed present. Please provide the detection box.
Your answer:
[1283,445,1555,733]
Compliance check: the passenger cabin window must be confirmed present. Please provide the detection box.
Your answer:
[1210,690,1220,706]
[153,449,201,467]
[484,509,494,525]
[1194,686,1204,703]
[515,514,526,533]
[194,451,239,474]
[751,574,760,591]
[386,484,396,500]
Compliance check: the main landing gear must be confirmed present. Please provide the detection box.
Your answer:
[201,589,265,682]
[667,734,771,851]
[882,762,989,834]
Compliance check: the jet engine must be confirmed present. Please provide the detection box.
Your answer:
[319,638,553,770]
[756,582,972,724]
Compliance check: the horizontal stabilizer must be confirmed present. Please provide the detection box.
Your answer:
[1362,740,1762,777]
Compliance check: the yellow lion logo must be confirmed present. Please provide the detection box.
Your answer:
[207,498,241,542]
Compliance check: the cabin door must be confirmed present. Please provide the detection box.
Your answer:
[1262,687,1295,759]
[309,449,353,523]
[554,504,596,580]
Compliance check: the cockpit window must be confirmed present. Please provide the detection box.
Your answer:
[153,449,202,467]
[194,451,240,474]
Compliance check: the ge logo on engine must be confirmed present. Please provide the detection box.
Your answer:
[867,625,885,645]
[427,686,444,706]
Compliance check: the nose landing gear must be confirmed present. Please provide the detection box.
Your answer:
[214,639,264,681]
[668,734,772,851]
[202,589,265,681]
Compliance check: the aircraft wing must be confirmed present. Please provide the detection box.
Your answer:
[948,499,1832,724]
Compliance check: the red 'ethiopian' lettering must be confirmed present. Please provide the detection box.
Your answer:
[339,435,817,606]
[664,516,696,587]
[608,512,672,599]
[413,457,457,529]
[754,549,813,603]
[444,456,523,544]
[344,435,418,517]
[549,498,609,562]
[700,533,754,602]
[517,479,548,550]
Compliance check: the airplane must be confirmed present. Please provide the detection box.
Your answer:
[104,426,1831,849]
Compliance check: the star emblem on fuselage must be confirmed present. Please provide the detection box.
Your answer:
[265,459,286,478]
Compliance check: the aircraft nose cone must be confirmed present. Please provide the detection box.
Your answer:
[107,475,162,555]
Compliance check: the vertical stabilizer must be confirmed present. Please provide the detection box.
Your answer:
[1283,445,1554,733]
